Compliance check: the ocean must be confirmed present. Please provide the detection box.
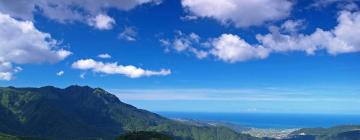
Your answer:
[157,112,360,129]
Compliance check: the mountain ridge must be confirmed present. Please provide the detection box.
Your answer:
[0,85,256,140]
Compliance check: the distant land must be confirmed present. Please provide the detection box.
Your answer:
[1,85,360,140]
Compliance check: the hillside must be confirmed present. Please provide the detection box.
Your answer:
[288,125,360,140]
[0,85,257,140]
[115,131,173,140]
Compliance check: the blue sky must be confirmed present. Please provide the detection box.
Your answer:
[0,0,360,114]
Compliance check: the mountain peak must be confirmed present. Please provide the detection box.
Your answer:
[0,85,254,140]
[65,85,93,90]
[40,85,59,90]
[64,85,95,93]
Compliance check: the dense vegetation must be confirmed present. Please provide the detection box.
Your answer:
[2,85,359,140]
[0,86,257,140]
[115,131,173,140]
[289,125,360,140]
[0,133,20,140]
[0,133,44,140]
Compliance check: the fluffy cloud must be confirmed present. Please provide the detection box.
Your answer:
[257,11,360,55]
[0,12,71,80]
[333,11,360,52]
[214,10,360,62]
[0,61,13,81]
[72,59,171,78]
[0,60,22,81]
[119,27,137,41]
[161,32,269,62]
[181,0,293,27]
[0,0,160,28]
[0,13,72,64]
[211,34,270,62]
[162,10,360,63]
[88,14,115,30]
[98,53,112,59]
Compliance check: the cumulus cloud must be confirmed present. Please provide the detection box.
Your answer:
[0,60,22,81]
[0,13,72,64]
[72,59,171,78]
[88,14,115,30]
[98,53,112,59]
[161,32,269,62]
[162,10,360,63]
[0,12,71,80]
[211,34,270,62]
[0,0,160,28]
[257,10,360,55]
[56,70,64,76]
[215,10,360,61]
[214,11,360,61]
[181,0,293,27]
[119,27,137,41]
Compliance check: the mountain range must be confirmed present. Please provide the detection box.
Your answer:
[1,85,359,140]
[0,85,257,140]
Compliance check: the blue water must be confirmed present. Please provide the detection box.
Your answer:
[158,112,360,129]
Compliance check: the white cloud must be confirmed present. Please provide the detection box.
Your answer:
[0,73,12,81]
[189,32,200,42]
[211,11,360,61]
[72,59,171,78]
[98,53,112,59]
[0,12,72,64]
[173,37,191,52]
[333,11,360,52]
[189,48,209,59]
[281,20,306,33]
[257,10,360,55]
[161,32,269,62]
[0,0,37,21]
[181,0,293,27]
[119,27,137,41]
[163,10,360,63]
[0,12,71,80]
[0,60,22,81]
[88,14,115,30]
[56,70,64,76]
[160,31,209,59]
[211,34,270,62]
[0,0,160,28]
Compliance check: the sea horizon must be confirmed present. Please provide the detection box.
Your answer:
[157,111,360,129]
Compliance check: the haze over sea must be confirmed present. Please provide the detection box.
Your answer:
[158,112,360,129]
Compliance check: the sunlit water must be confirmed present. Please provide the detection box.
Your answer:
[158,112,360,128]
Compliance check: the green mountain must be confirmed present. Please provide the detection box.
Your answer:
[115,131,173,140]
[288,125,360,140]
[0,85,257,140]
